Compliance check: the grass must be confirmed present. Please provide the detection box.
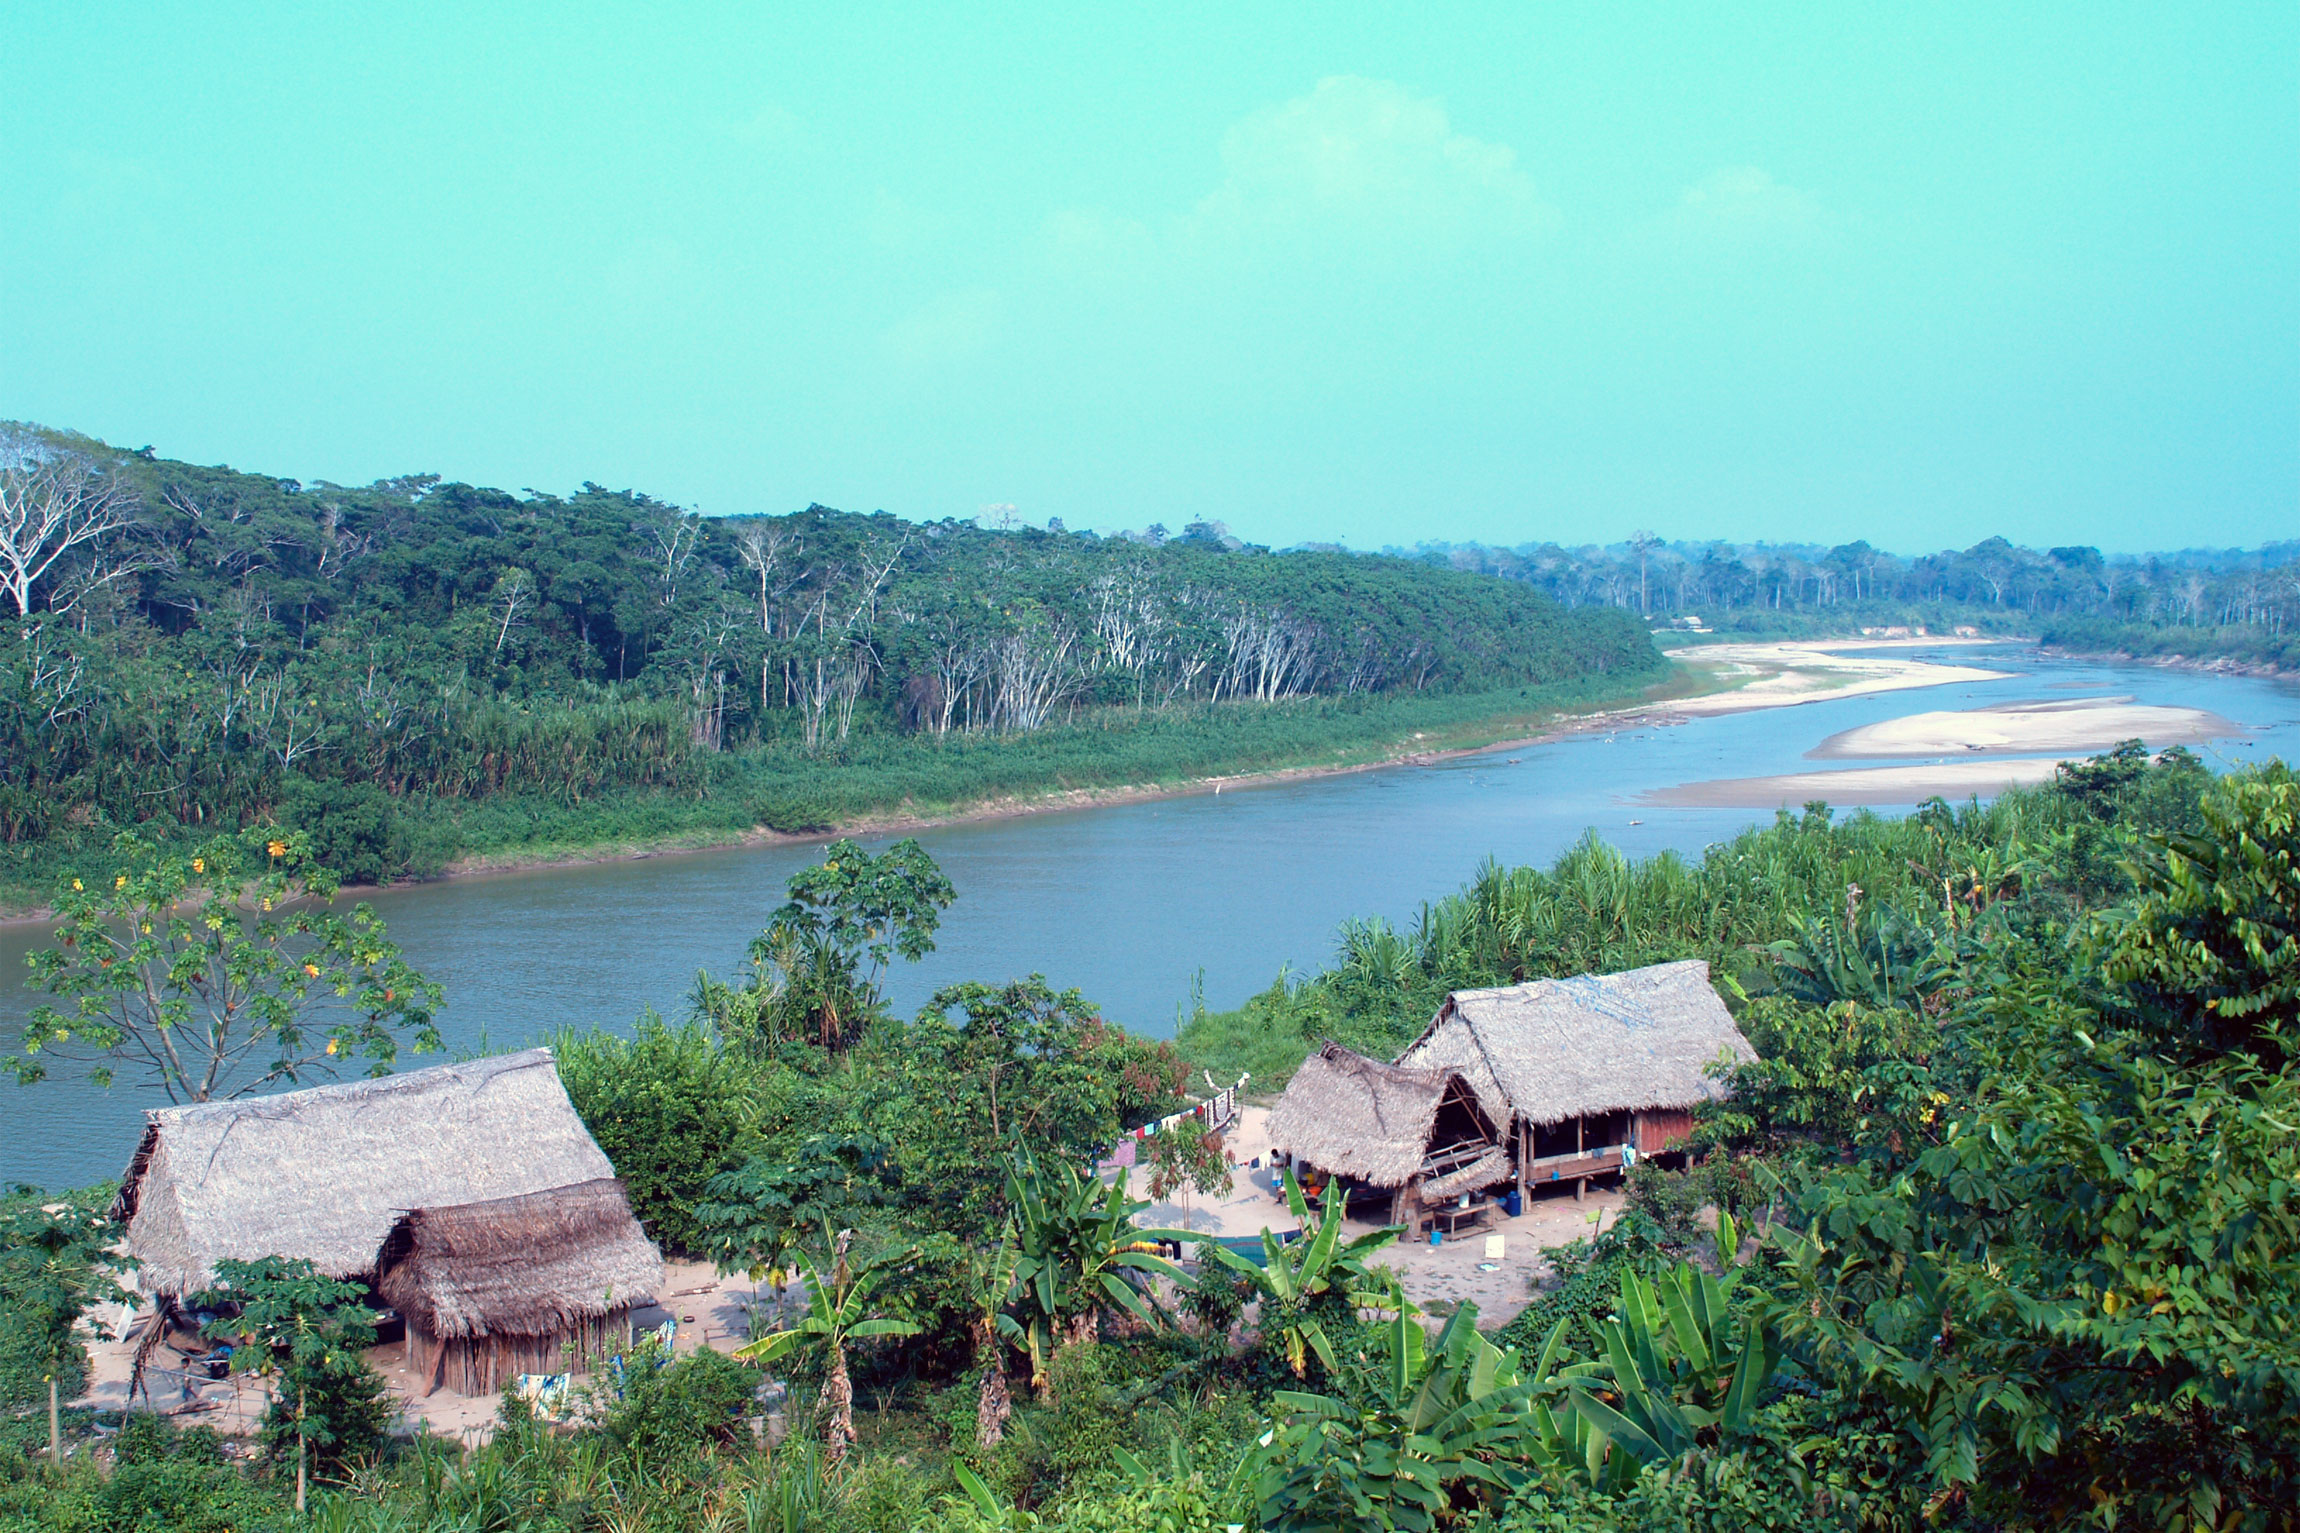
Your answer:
[0,669,1680,912]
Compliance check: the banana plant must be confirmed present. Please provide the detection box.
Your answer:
[967,1236,1021,1447]
[1770,904,1951,1013]
[734,1226,922,1464]
[1249,1304,1541,1531]
[1553,1210,1790,1477]
[1200,1167,1406,1377]
[950,1462,1044,1530]
[999,1150,1183,1396]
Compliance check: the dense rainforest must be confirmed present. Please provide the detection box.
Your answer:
[5,745,2294,1530]
[0,424,1659,895]
[1419,533,2300,666]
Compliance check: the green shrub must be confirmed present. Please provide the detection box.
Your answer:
[554,1018,757,1254]
[275,778,408,887]
[750,790,836,834]
[73,1419,293,1533]
[596,1343,760,1460]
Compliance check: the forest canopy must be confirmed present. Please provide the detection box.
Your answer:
[0,424,1658,882]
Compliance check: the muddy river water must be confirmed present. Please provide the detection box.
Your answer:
[4,644,2294,1190]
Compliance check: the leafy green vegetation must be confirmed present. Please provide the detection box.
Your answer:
[1426,532,2298,658]
[13,827,440,1101]
[191,1258,393,1498]
[0,423,1661,906]
[5,747,2295,1529]
[2038,613,2300,672]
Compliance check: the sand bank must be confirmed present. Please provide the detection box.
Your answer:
[1657,638,2015,717]
[1642,757,2070,809]
[1812,696,2240,759]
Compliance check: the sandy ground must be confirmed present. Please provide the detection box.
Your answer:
[1655,638,2014,717]
[1137,1107,1625,1330]
[1812,696,2238,758]
[71,1260,770,1448]
[1645,691,2248,808]
[1641,756,2072,808]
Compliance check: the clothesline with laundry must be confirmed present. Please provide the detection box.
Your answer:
[1098,1071,1249,1170]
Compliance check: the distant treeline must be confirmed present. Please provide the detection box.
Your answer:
[1412,533,2300,650]
[0,425,1657,871]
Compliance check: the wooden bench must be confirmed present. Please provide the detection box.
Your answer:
[1425,1200,1499,1237]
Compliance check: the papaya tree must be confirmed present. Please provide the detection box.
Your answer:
[193,1257,391,1510]
[0,1193,134,1470]
[16,829,440,1102]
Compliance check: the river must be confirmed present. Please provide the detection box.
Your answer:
[4,644,2295,1190]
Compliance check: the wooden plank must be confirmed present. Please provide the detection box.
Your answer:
[1525,1143,1626,1172]
[1635,1109,1695,1155]
[1515,1118,1528,1209]
[1529,1148,1623,1185]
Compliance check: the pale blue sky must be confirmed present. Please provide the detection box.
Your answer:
[3,4,2293,551]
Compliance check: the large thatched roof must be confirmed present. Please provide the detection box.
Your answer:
[1397,960,1755,1129]
[374,1179,663,1341]
[115,1048,618,1297]
[1265,1042,1476,1188]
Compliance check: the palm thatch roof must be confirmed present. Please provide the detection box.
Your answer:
[1397,959,1755,1129]
[1265,1042,1478,1188]
[374,1179,663,1341]
[115,1048,618,1297]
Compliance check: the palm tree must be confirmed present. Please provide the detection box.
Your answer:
[734,1227,920,1463]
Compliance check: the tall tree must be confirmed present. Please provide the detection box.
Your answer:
[16,830,441,1101]
[0,430,140,617]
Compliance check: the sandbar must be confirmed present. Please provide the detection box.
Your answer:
[1642,757,2070,809]
[1812,697,2239,759]
[1658,639,2015,716]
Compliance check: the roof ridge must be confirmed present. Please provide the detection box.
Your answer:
[146,1047,556,1125]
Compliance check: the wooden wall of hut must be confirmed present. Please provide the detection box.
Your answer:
[409,1308,636,1397]
[1633,1109,1694,1156]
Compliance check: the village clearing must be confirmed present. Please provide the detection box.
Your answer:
[71,1101,1614,1445]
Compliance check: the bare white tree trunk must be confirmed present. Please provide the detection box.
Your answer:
[0,435,139,618]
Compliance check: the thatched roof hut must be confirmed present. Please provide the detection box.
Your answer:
[115,1048,619,1299]
[375,1179,663,1396]
[1265,1043,1468,1189]
[1397,959,1755,1132]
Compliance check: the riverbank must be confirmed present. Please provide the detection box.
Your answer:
[2036,644,2295,679]
[0,637,2016,920]
[0,671,1670,919]
[341,640,2028,891]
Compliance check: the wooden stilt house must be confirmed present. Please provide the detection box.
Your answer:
[111,1048,664,1393]
[1263,1042,1508,1227]
[1397,959,1757,1203]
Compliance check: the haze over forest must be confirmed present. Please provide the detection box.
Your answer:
[4,5,2294,550]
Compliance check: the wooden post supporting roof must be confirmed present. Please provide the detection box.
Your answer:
[1574,1115,1586,1204]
